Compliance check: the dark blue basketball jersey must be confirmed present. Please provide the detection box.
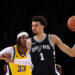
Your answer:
[30,34,57,75]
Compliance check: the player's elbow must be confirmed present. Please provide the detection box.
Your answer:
[70,53,75,57]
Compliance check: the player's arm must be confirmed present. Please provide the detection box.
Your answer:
[4,54,33,67]
[0,47,13,60]
[14,54,32,66]
[4,57,32,66]
[50,34,75,57]
[0,54,6,60]
[26,39,31,51]
[0,53,11,60]
[0,50,7,60]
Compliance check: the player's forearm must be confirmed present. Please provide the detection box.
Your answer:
[57,43,74,57]
[0,54,7,60]
[71,45,75,57]
[0,53,12,61]
[7,59,14,63]
[53,35,75,57]
[0,56,5,60]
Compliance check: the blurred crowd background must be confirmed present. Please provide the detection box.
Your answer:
[0,0,75,75]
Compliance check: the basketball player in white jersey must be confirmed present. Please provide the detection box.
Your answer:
[0,32,32,75]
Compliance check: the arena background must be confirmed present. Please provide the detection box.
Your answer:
[0,0,75,75]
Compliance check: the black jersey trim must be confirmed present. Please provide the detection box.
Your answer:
[8,64,12,75]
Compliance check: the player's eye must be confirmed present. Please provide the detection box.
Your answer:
[35,24,38,27]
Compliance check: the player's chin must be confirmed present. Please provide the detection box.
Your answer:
[22,45,26,48]
[33,32,38,35]
[21,43,26,47]
[33,33,38,35]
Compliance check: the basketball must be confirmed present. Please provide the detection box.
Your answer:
[67,16,75,32]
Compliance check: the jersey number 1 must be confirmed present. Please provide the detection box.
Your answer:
[40,53,44,61]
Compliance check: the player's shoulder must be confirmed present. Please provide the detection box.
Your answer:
[49,34,59,39]
[49,34,61,44]
[1,46,14,53]
[3,46,13,50]
[26,38,31,49]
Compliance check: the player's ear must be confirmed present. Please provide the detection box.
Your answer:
[42,25,44,29]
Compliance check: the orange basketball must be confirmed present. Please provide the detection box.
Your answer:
[67,16,75,32]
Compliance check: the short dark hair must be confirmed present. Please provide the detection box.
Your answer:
[32,16,47,27]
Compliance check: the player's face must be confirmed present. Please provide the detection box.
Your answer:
[20,35,28,47]
[32,21,44,34]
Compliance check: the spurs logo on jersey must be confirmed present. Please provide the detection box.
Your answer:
[32,45,50,52]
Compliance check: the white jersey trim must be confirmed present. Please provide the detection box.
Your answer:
[48,34,55,49]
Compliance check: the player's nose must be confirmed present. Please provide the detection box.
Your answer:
[23,38,27,42]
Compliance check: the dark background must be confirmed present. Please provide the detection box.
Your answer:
[0,0,75,75]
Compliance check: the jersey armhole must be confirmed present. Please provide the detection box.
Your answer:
[48,34,55,50]
[7,63,12,75]
[48,34,56,63]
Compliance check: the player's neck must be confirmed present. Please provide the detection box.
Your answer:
[35,32,45,41]
[18,46,27,55]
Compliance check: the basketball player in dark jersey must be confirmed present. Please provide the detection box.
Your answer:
[26,16,75,75]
